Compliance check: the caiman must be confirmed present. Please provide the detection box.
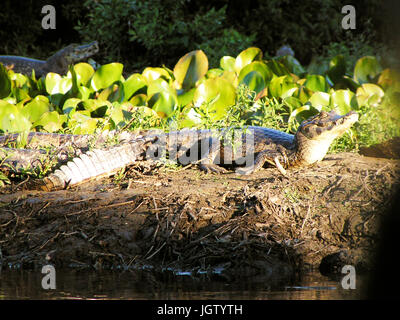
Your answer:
[0,110,358,191]
[0,41,99,77]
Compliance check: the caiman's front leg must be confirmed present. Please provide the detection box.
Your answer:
[197,136,227,174]
[235,145,288,175]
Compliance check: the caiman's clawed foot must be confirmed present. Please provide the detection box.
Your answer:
[235,166,255,175]
[198,163,228,174]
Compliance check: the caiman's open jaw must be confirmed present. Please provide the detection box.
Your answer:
[69,41,99,62]
[299,110,359,140]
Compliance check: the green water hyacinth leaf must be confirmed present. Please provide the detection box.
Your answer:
[123,73,147,101]
[69,112,100,134]
[174,50,208,90]
[129,94,147,106]
[0,100,31,133]
[327,55,346,84]
[330,89,358,114]
[335,75,360,91]
[142,67,172,84]
[289,105,319,129]
[193,77,236,121]
[283,96,302,113]
[377,68,400,91]
[62,98,82,115]
[308,92,330,111]
[33,111,66,132]
[21,96,50,122]
[177,88,195,107]
[109,103,128,129]
[354,56,382,84]
[72,63,95,87]
[148,78,177,98]
[179,106,202,127]
[45,73,72,95]
[304,75,329,92]
[234,47,263,74]
[269,76,297,98]
[220,56,235,72]
[147,91,177,118]
[91,63,123,91]
[98,82,125,103]
[206,68,224,79]
[278,55,306,76]
[266,60,291,77]
[0,64,11,98]
[240,71,265,94]
[356,83,384,108]
[78,86,91,100]
[293,85,313,104]
[238,61,274,84]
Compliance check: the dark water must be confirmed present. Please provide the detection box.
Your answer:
[0,269,365,300]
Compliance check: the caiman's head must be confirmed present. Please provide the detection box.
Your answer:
[47,41,99,68]
[295,110,359,165]
[62,41,99,64]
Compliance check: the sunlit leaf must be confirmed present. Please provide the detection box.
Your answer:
[0,100,31,133]
[91,63,123,91]
[356,83,385,108]
[269,75,297,98]
[289,105,319,129]
[354,56,382,84]
[129,94,147,106]
[330,89,358,114]
[0,64,11,98]
[327,55,346,84]
[33,111,66,132]
[304,74,329,92]
[220,56,235,72]
[278,55,306,76]
[142,67,172,84]
[308,92,330,111]
[45,73,72,95]
[240,71,266,94]
[21,95,50,122]
[266,60,291,77]
[193,77,236,121]
[238,61,274,84]
[234,47,263,74]
[72,62,95,87]
[123,73,147,101]
[377,68,400,91]
[173,50,208,90]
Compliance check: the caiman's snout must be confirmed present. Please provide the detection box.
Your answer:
[299,110,358,139]
[71,41,99,60]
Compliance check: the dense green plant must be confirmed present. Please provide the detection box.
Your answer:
[0,46,399,154]
[75,0,254,69]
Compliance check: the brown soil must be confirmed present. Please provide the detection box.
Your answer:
[0,152,399,281]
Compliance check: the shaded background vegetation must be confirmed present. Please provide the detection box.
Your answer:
[0,0,399,72]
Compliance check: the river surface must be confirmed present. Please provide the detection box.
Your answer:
[0,269,365,300]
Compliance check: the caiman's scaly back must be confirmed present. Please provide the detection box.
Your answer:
[0,111,358,191]
[0,41,99,77]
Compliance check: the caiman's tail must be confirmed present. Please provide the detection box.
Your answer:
[31,136,156,191]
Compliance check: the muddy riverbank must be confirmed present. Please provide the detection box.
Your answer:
[1,152,399,282]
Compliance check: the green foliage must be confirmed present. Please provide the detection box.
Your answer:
[0,47,399,155]
[75,0,254,69]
